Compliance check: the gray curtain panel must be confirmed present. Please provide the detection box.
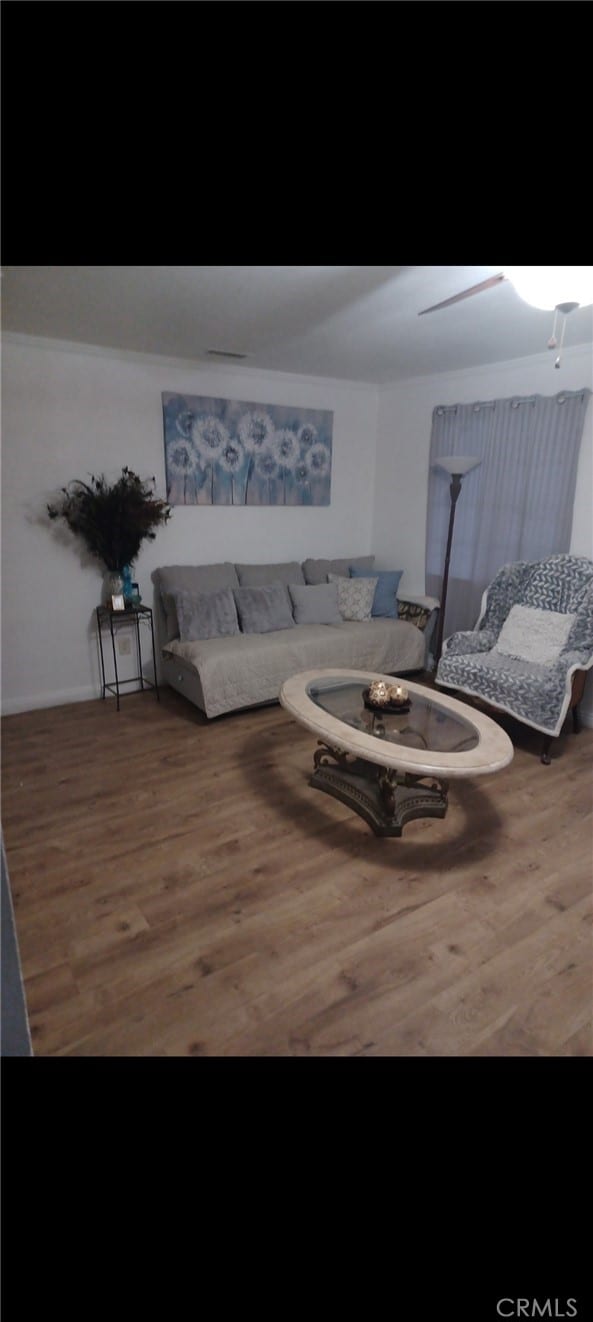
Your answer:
[426,388,591,638]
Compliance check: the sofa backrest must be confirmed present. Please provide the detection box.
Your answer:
[153,555,377,641]
[479,554,593,653]
[522,555,593,615]
[235,561,305,587]
[302,555,375,585]
[153,563,240,641]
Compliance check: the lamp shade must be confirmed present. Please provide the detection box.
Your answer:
[434,455,482,477]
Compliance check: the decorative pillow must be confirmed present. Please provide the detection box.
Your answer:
[302,555,375,586]
[154,563,240,640]
[173,587,240,643]
[493,604,576,666]
[235,561,306,587]
[233,581,295,634]
[288,582,342,626]
[350,565,403,618]
[327,573,378,622]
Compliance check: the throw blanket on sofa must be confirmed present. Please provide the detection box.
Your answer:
[165,618,425,718]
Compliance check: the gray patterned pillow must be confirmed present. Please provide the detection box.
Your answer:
[233,581,295,634]
[327,573,378,621]
[173,587,240,643]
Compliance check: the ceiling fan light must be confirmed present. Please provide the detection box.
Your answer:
[504,266,593,311]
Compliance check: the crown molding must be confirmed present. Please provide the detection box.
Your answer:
[1,332,378,395]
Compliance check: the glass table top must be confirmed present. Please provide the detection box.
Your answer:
[306,677,479,755]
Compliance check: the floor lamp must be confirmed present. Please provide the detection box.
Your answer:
[432,455,482,665]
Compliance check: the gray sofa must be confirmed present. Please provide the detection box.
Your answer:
[153,557,439,718]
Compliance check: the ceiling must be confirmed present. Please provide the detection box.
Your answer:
[2,265,592,386]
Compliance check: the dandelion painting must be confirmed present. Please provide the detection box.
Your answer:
[162,393,333,506]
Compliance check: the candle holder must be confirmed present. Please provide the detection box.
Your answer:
[362,681,411,715]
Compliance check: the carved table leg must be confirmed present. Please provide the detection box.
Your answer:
[310,743,448,837]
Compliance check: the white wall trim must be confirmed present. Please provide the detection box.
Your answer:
[1,332,378,395]
[1,685,101,716]
[378,341,593,393]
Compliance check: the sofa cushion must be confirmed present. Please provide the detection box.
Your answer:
[288,581,342,625]
[302,555,375,585]
[327,573,378,621]
[164,617,425,718]
[234,582,295,634]
[350,565,403,618]
[154,563,240,640]
[235,561,305,587]
[493,604,576,666]
[173,587,240,643]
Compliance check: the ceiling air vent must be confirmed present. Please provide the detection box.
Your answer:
[207,349,248,360]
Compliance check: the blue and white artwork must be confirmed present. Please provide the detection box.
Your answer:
[162,392,333,506]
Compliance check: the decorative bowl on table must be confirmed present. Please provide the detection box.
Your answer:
[362,681,410,715]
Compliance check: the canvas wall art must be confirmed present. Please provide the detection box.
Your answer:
[162,392,333,506]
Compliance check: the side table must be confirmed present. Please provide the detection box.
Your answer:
[96,604,159,711]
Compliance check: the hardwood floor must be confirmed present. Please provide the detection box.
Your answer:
[2,683,592,1056]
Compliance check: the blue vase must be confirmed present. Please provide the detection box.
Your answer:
[122,565,134,603]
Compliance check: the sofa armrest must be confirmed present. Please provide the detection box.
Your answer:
[397,597,440,669]
[398,594,440,612]
[442,628,497,657]
[551,649,593,678]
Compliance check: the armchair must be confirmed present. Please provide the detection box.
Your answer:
[435,554,593,763]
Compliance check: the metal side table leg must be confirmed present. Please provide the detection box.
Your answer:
[149,608,160,701]
[109,614,120,711]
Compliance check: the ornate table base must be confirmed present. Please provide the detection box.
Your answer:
[311,742,449,837]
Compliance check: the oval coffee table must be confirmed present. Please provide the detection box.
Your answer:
[280,668,514,837]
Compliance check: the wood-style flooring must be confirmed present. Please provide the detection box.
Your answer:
[2,683,592,1056]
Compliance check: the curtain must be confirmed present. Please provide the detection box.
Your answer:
[425,387,591,639]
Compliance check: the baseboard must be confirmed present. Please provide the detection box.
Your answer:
[1,684,100,716]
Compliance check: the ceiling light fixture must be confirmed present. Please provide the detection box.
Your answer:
[419,265,593,369]
[504,266,593,368]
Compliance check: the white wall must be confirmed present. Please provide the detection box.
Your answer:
[1,336,378,713]
[2,333,591,720]
[373,342,593,719]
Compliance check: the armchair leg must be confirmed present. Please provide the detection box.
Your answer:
[541,735,554,765]
[572,705,581,734]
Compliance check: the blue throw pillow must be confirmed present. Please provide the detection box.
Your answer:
[350,565,403,618]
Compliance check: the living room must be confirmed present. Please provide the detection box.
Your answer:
[1,265,592,1058]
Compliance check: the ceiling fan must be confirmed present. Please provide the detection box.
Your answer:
[418,272,508,316]
[418,266,593,367]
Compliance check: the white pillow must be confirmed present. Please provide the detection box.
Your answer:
[327,573,378,621]
[493,604,575,666]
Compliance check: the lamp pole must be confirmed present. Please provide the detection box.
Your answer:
[431,454,481,667]
[433,472,462,665]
